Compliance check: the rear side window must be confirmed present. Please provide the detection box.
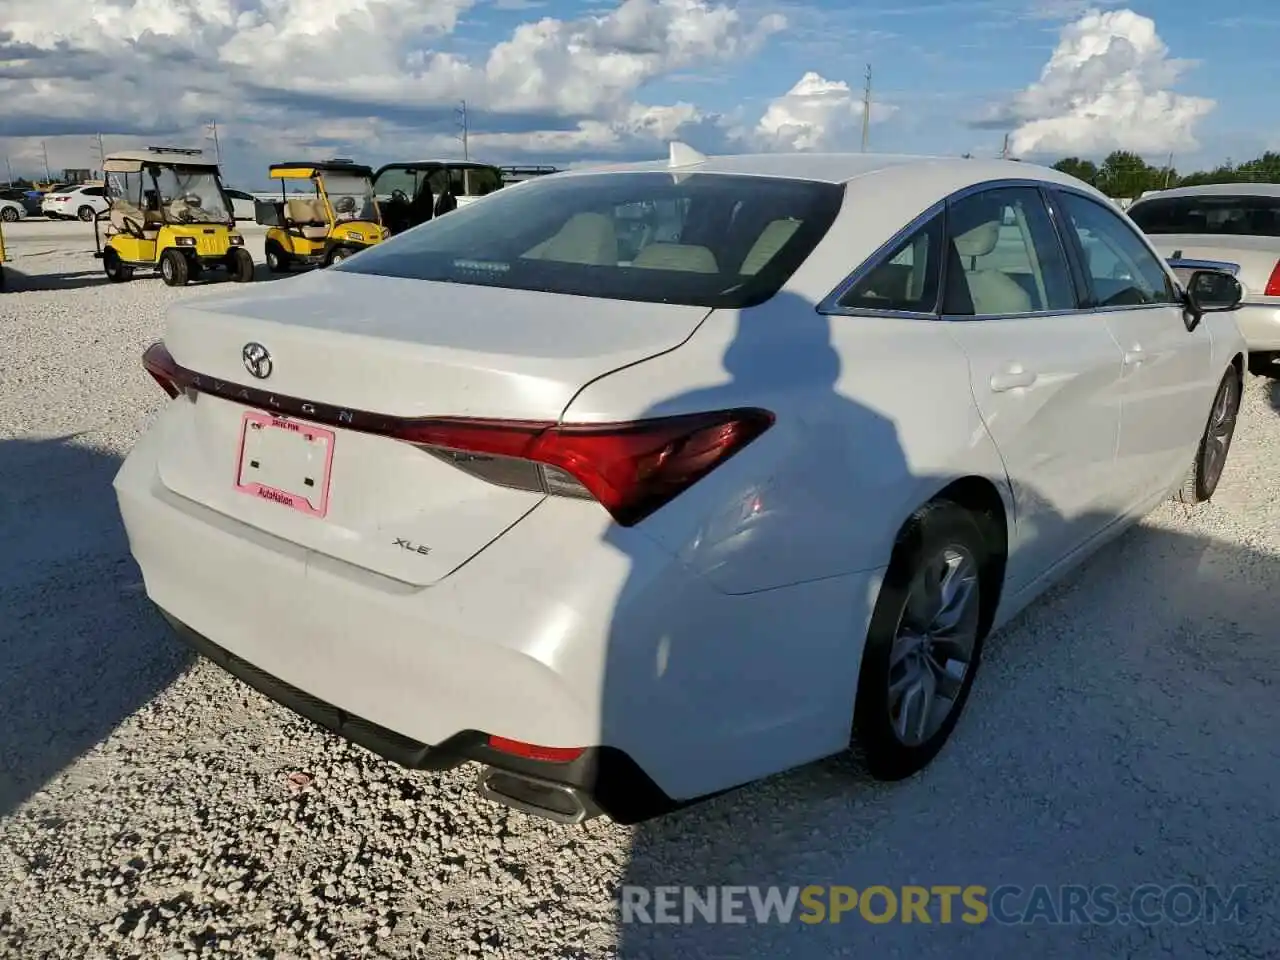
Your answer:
[81,186,105,197]
[1128,194,1280,238]
[943,187,1076,316]
[838,214,943,313]
[337,172,845,309]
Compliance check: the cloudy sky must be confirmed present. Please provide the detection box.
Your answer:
[1,0,1276,187]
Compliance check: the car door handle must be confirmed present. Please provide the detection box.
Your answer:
[1123,347,1145,366]
[989,367,1038,392]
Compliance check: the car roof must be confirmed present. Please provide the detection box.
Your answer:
[1133,182,1280,203]
[549,151,1089,189]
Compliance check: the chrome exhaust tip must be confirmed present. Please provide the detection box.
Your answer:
[476,766,598,825]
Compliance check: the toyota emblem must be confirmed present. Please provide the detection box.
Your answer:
[242,342,272,379]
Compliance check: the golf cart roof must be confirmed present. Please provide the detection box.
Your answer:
[374,161,500,175]
[270,160,374,179]
[103,147,219,173]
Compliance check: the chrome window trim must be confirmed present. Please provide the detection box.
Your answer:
[817,200,946,317]
[817,176,1190,323]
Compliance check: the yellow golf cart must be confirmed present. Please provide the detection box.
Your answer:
[95,146,254,286]
[257,159,387,272]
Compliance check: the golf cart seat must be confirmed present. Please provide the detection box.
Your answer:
[286,198,331,238]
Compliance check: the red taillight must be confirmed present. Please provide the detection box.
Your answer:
[487,736,585,763]
[397,408,775,526]
[142,341,184,398]
[139,341,774,526]
[1264,260,1280,297]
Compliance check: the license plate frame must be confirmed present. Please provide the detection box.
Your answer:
[234,411,335,518]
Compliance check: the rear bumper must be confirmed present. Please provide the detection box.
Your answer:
[158,608,681,824]
[115,405,876,812]
[1236,303,1280,351]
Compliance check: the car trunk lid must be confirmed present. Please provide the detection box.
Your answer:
[154,270,710,586]
[1151,233,1280,301]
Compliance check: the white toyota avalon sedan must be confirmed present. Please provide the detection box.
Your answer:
[115,148,1246,825]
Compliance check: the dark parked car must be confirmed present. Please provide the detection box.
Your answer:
[0,188,42,217]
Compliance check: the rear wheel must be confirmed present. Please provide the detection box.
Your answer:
[78,205,96,222]
[227,247,255,282]
[103,248,133,283]
[1,206,18,222]
[853,501,991,781]
[1247,352,1277,378]
[1175,367,1241,504]
[159,248,190,287]
[265,242,289,274]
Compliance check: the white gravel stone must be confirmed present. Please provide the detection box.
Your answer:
[1,218,1277,959]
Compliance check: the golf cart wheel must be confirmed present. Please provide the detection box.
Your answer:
[324,246,351,267]
[852,499,992,781]
[1247,352,1277,378]
[228,247,255,283]
[1,206,18,222]
[265,242,289,274]
[1175,366,1241,505]
[159,248,190,287]
[103,248,133,283]
[78,205,97,222]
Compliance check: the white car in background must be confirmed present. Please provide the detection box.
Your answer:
[42,183,110,221]
[1127,183,1280,377]
[115,148,1245,825]
[0,197,27,222]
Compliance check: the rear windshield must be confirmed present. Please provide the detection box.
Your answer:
[1128,194,1280,237]
[336,172,845,308]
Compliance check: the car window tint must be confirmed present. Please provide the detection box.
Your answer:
[838,214,942,313]
[943,187,1075,316]
[1057,191,1178,307]
[337,172,845,309]
[81,187,105,197]
[1128,194,1280,238]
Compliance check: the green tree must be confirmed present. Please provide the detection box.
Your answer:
[1097,151,1158,199]
[1051,157,1099,185]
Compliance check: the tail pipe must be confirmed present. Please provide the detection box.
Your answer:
[475,766,600,825]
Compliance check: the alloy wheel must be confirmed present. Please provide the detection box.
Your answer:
[887,544,981,747]
[1201,374,1239,492]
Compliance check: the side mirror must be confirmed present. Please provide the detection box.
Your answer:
[1182,269,1242,331]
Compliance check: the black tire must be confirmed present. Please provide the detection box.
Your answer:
[1175,367,1241,505]
[159,248,190,287]
[103,248,133,283]
[78,205,96,222]
[853,500,992,781]
[227,247,255,282]
[1,206,18,222]
[324,246,350,267]
[265,242,289,274]
[1247,352,1277,378]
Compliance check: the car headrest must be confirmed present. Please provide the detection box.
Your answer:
[953,221,1000,260]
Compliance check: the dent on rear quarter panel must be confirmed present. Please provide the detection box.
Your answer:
[562,296,1009,596]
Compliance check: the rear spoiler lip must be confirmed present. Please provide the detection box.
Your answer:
[1166,256,1241,276]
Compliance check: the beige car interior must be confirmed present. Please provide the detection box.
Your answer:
[521,211,801,275]
[952,217,1036,316]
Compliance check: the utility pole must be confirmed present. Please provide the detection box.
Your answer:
[860,65,872,153]
[205,121,222,165]
[455,100,469,161]
[91,133,105,177]
[41,140,51,183]
[1164,152,1174,188]
[4,155,13,186]
[1000,133,1011,159]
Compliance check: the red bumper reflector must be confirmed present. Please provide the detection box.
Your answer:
[487,736,585,763]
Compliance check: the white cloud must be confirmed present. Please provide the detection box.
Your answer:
[751,71,895,151]
[1000,8,1214,156]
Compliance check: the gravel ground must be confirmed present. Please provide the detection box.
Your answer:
[1,219,1278,959]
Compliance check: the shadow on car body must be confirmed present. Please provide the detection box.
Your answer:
[600,293,1276,958]
[0,436,191,818]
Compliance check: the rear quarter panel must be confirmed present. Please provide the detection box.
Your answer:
[562,297,1010,596]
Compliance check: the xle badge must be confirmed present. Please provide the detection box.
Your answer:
[394,538,431,555]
